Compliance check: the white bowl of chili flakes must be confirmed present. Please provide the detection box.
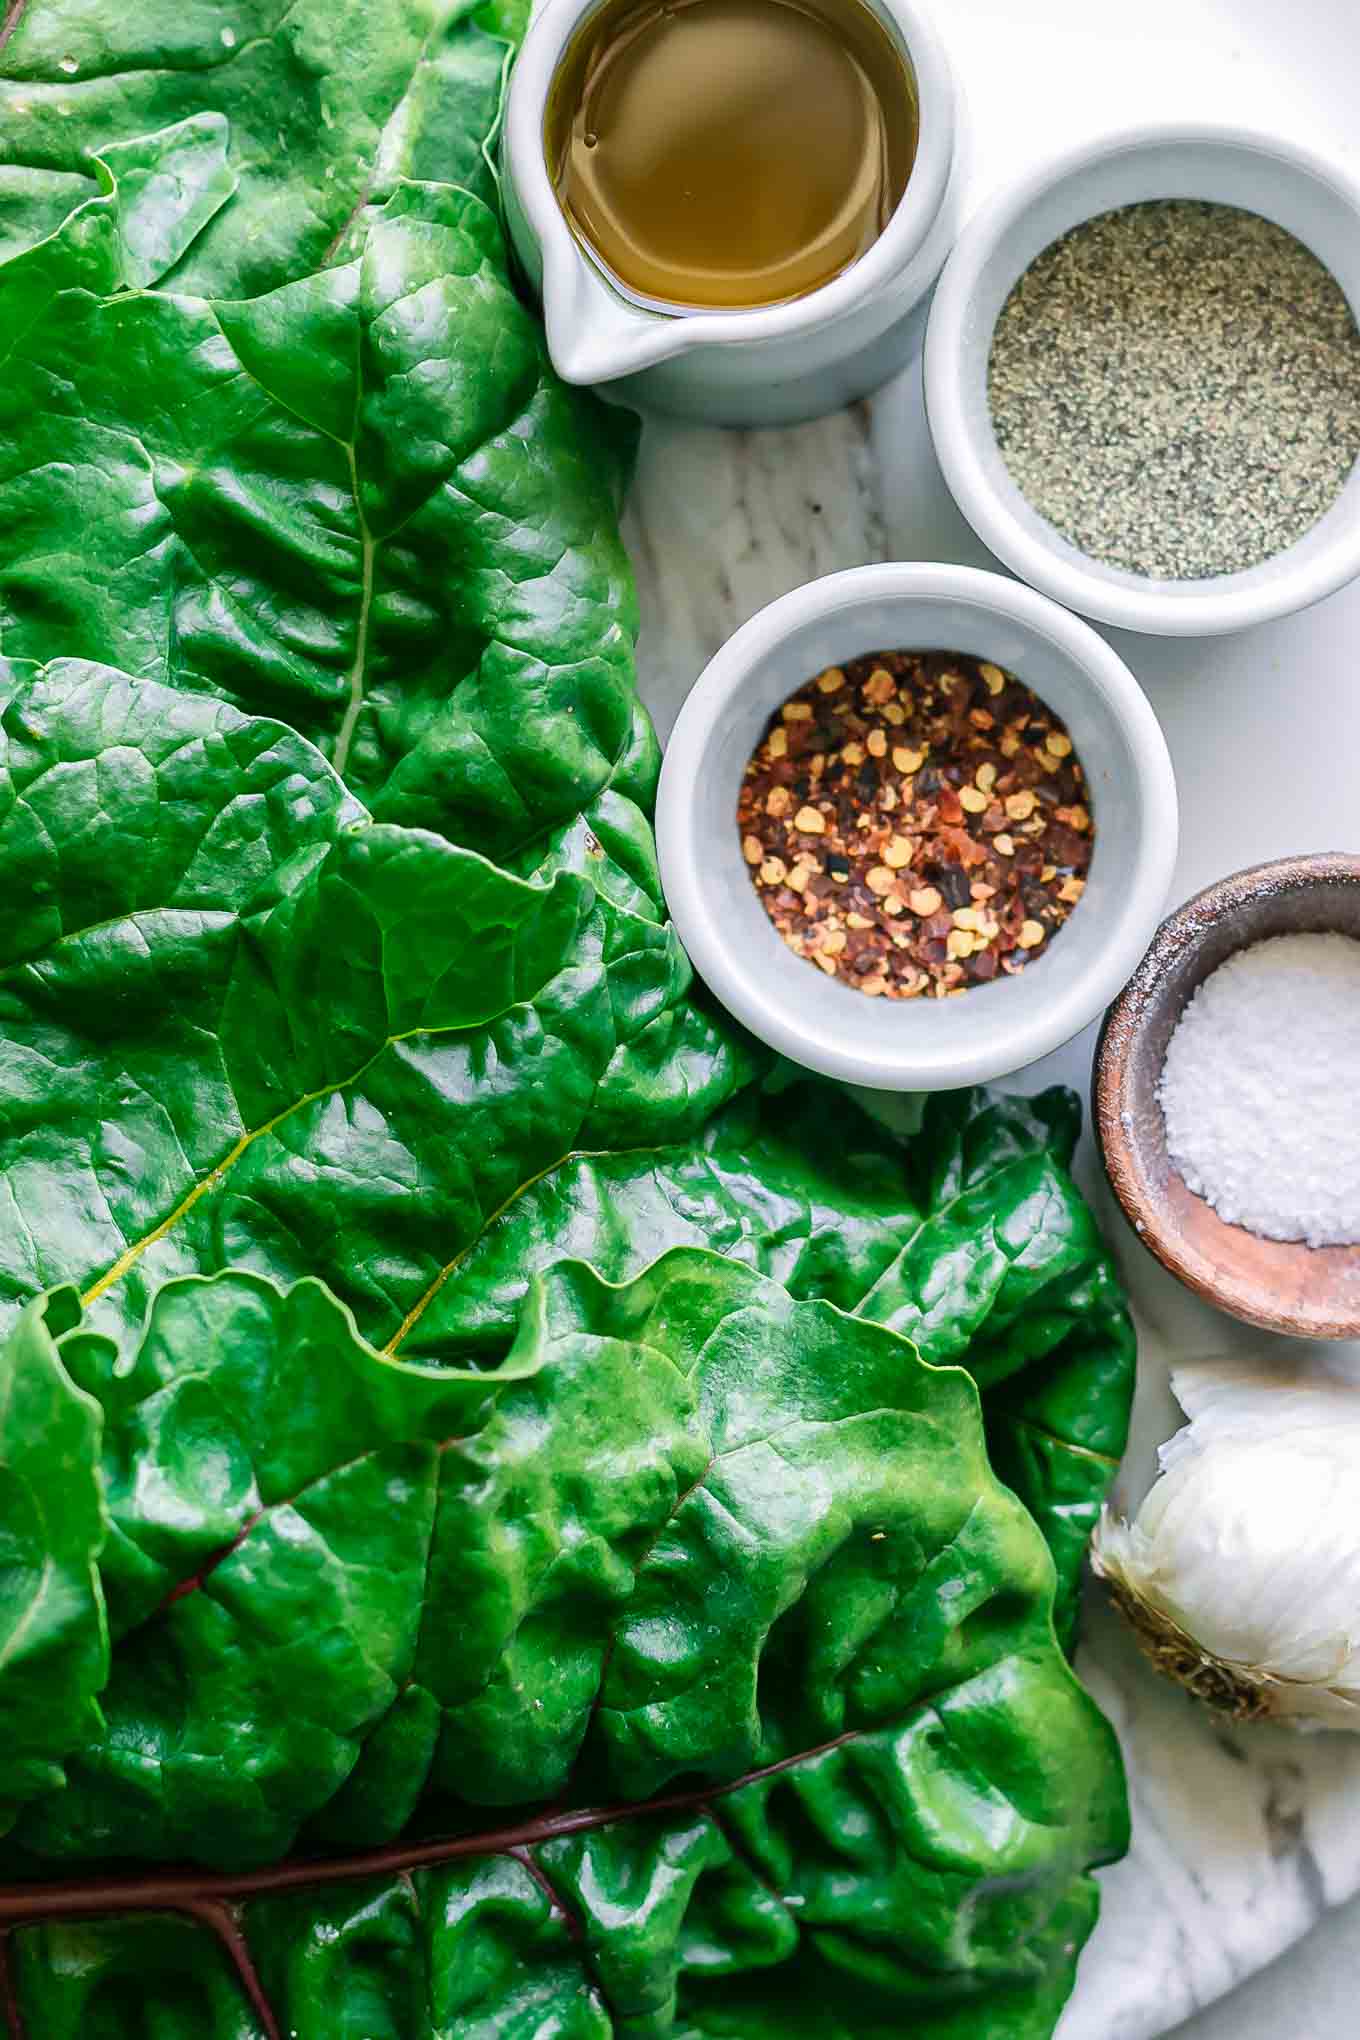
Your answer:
[655,562,1177,1090]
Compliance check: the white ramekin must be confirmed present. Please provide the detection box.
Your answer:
[924,124,1360,637]
[656,563,1178,1091]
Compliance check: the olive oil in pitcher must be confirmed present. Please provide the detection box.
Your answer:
[545,0,919,312]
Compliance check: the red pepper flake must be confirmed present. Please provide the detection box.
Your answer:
[736,649,1095,999]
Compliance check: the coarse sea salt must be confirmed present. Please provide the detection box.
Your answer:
[1159,931,1360,1248]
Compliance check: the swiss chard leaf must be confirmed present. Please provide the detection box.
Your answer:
[0,1249,1127,2036]
[0,1291,106,1832]
[0,0,511,293]
[0,165,644,864]
[397,1081,1136,1645]
[0,662,750,1355]
[16,1271,506,1865]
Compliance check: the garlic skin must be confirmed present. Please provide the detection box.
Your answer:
[1092,1355,1360,1728]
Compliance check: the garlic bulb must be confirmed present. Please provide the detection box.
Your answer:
[1092,1353,1360,1728]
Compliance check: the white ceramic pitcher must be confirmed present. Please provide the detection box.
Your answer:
[501,0,963,426]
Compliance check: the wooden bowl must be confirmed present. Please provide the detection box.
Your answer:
[1094,853,1360,1339]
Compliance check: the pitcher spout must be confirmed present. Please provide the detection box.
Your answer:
[541,231,699,386]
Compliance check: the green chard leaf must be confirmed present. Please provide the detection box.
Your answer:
[0,0,511,291]
[0,1291,107,1833]
[397,1081,1136,1646]
[0,1250,1127,2037]
[0,662,749,1354]
[0,166,645,866]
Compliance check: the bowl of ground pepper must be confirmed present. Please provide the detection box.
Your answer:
[924,124,1360,636]
[655,562,1177,1089]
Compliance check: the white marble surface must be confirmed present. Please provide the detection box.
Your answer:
[1167,1889,1360,2037]
[622,9,1360,2028]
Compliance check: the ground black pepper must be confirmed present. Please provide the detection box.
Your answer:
[737,650,1093,999]
[988,200,1360,581]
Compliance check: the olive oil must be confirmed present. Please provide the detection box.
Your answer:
[545,0,918,312]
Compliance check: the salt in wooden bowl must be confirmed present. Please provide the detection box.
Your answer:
[1094,852,1360,1338]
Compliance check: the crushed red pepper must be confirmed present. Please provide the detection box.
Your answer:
[737,650,1094,999]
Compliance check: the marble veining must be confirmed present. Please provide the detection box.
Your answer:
[625,406,885,739]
